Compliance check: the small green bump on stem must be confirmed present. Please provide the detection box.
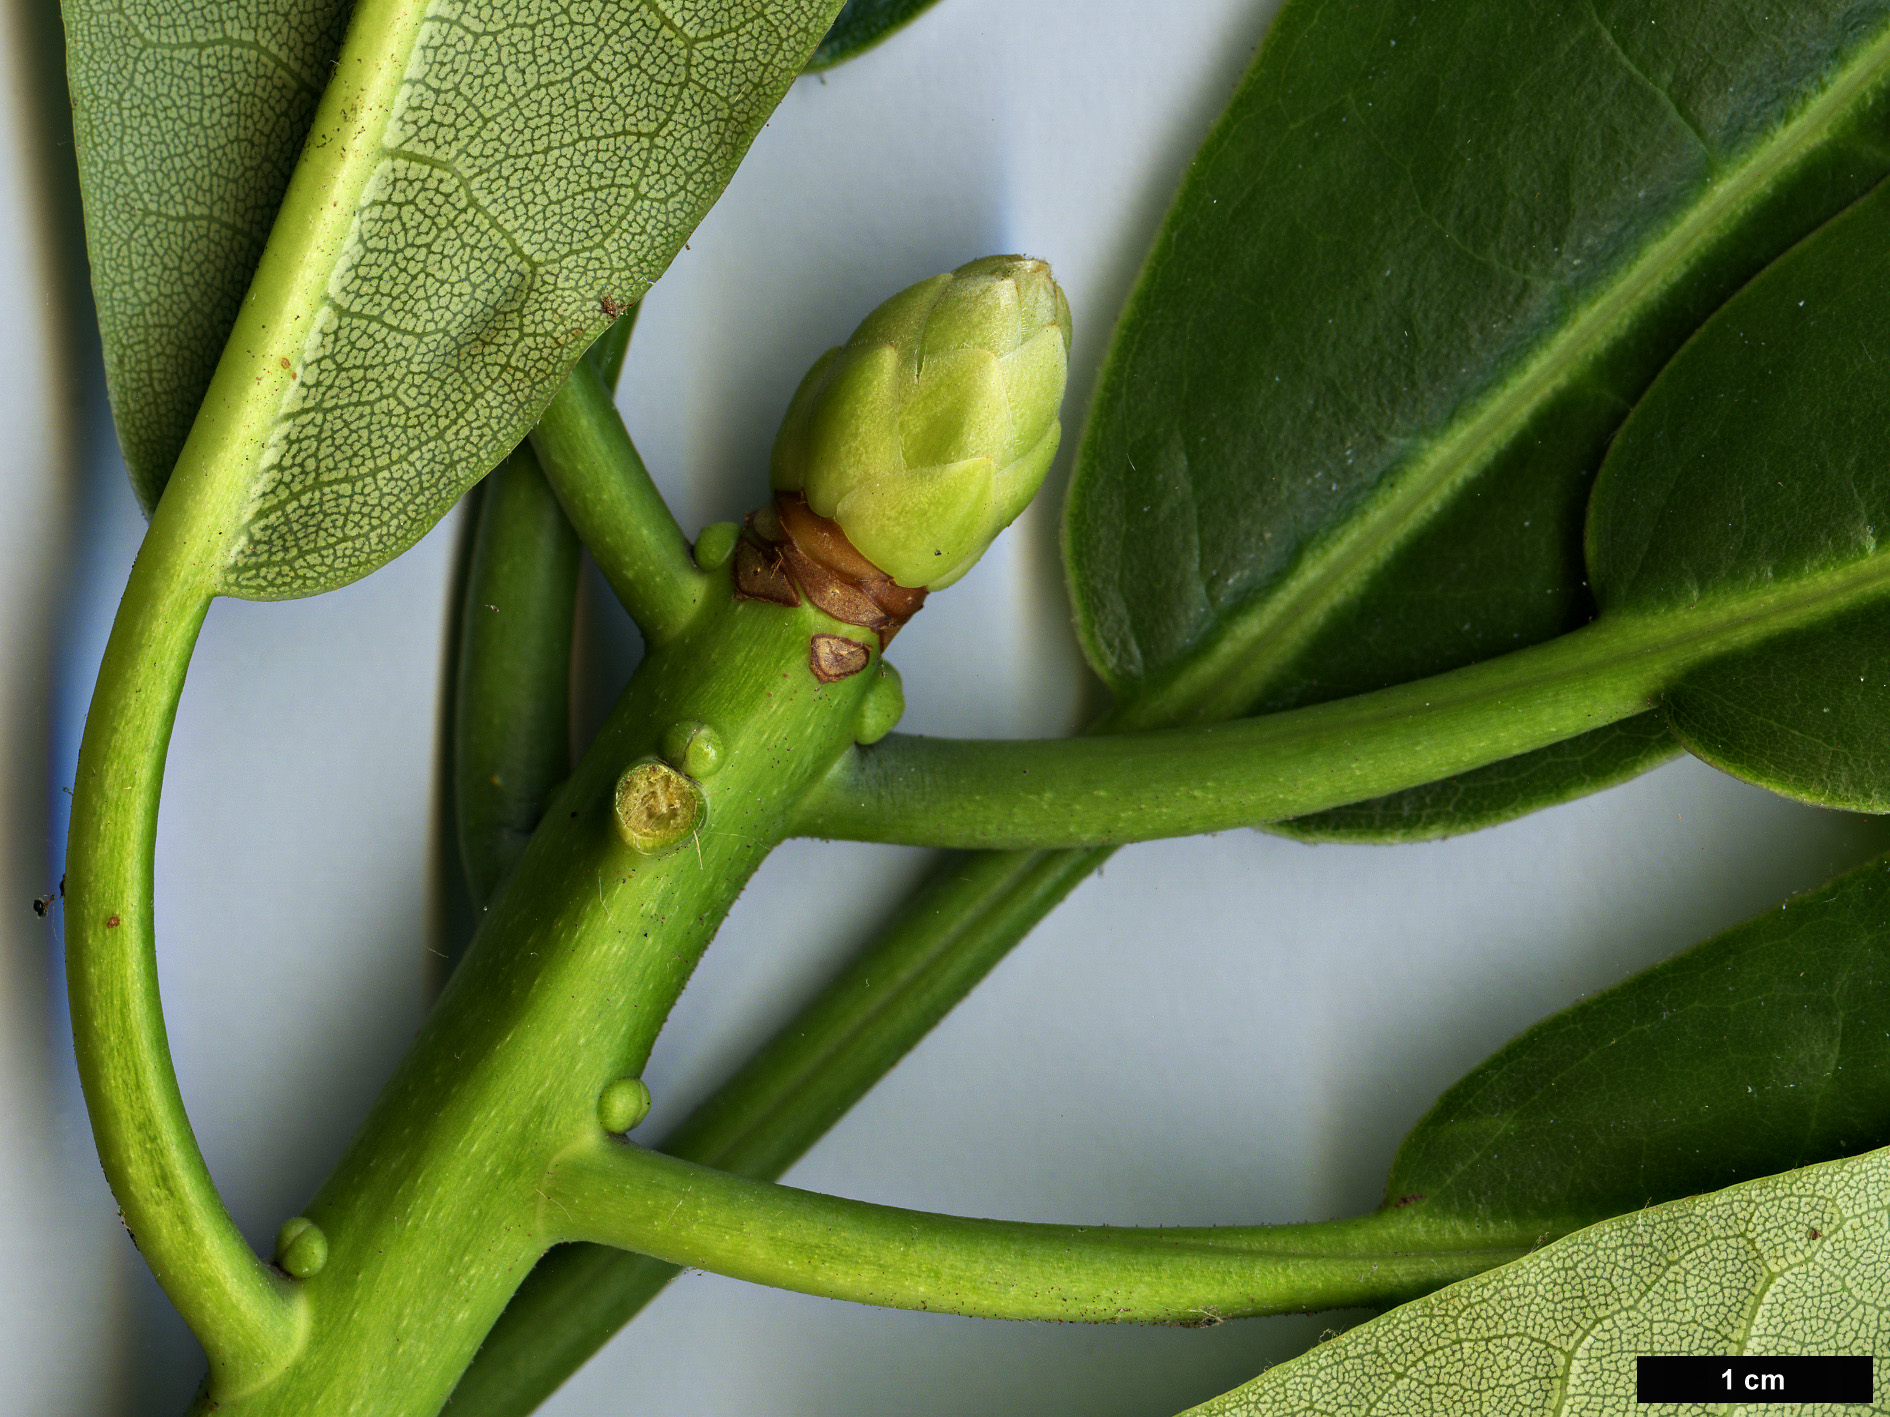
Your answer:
[275,1218,328,1280]
[612,760,705,855]
[597,1077,653,1135]
[659,720,725,779]
[855,662,905,745]
[693,522,740,571]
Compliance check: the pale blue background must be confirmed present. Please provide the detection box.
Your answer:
[3,1,1887,1412]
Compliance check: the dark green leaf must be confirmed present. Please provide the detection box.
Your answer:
[1276,714,1679,844]
[807,0,942,70]
[1389,852,1890,1231]
[1066,0,1890,833]
[1665,604,1890,811]
[62,0,353,512]
[1589,177,1890,808]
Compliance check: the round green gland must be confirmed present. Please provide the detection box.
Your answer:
[660,719,725,779]
[693,522,741,571]
[597,1077,652,1134]
[855,663,905,745]
[275,1216,329,1279]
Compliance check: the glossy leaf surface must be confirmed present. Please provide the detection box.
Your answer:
[808,0,942,70]
[62,0,353,512]
[1590,178,1890,809]
[68,0,843,598]
[1186,1147,1890,1416]
[1666,604,1890,811]
[1277,715,1678,843]
[1062,171,1890,845]
[1390,853,1890,1231]
[1065,0,1890,827]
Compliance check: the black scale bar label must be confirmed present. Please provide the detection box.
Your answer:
[1637,1356,1874,1404]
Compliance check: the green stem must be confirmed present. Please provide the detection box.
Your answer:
[454,444,580,909]
[64,2,447,1376]
[443,1243,672,1417]
[451,426,1890,1409]
[452,302,632,914]
[454,566,1880,1405]
[446,846,1106,1416]
[796,579,1890,848]
[210,582,888,1416]
[584,301,638,390]
[66,484,301,1393]
[530,357,706,642]
[544,1141,1537,1323]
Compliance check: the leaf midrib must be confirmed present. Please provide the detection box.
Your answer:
[1132,21,1890,730]
[155,0,429,576]
[1355,548,1890,736]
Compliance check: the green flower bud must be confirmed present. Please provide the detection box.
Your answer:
[771,255,1071,591]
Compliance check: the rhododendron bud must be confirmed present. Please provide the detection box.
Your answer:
[770,255,1071,590]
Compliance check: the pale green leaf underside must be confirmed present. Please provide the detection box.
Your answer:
[227,0,839,598]
[67,0,841,599]
[62,0,354,514]
[1187,1148,1890,1416]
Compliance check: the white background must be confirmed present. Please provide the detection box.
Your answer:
[4,1,1888,1413]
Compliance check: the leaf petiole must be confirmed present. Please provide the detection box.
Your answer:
[64,482,303,1394]
[541,1140,1540,1324]
[800,566,1890,849]
[530,358,706,643]
[453,444,580,912]
[445,844,1110,1414]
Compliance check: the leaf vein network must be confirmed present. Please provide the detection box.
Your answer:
[372,148,542,272]
[1340,91,1546,287]
[128,203,268,244]
[109,10,326,96]
[1581,0,1720,169]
